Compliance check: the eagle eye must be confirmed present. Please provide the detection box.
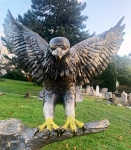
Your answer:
[51,47,56,51]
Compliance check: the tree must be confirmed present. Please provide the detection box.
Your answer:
[117,66,131,86]
[99,61,117,92]
[18,0,92,46]
[113,54,131,72]
[113,54,131,86]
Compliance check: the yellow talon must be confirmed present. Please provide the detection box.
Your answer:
[62,116,84,132]
[38,118,59,132]
[75,119,84,128]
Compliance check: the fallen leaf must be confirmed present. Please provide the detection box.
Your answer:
[9,112,12,115]
[66,144,68,148]
[103,145,106,148]
[119,136,122,139]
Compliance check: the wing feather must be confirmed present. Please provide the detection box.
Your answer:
[70,17,125,85]
[3,10,49,81]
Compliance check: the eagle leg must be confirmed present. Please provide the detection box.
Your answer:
[38,90,59,132]
[62,86,85,134]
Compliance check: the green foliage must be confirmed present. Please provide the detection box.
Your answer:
[99,61,117,92]
[112,55,131,92]
[116,64,131,86]
[113,54,131,71]
[118,74,131,86]
[0,79,131,149]
[95,55,131,92]
[2,69,27,81]
[18,0,92,46]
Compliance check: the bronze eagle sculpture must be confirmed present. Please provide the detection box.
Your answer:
[3,10,125,134]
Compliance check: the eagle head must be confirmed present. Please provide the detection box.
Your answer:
[49,37,70,60]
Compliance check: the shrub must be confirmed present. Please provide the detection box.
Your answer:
[117,74,131,86]
[3,69,27,81]
[117,85,131,94]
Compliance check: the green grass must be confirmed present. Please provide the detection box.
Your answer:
[0,79,131,150]
[0,78,42,96]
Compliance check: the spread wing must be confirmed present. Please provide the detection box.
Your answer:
[3,10,49,81]
[70,17,125,85]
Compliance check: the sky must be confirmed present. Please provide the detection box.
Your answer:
[0,0,131,56]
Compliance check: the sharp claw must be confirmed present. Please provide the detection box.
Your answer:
[34,128,39,136]
[59,128,66,136]
[73,129,77,136]
[82,125,86,133]
[46,129,51,138]
[54,128,60,137]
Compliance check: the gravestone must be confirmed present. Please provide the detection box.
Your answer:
[90,87,96,96]
[101,88,108,93]
[120,91,128,103]
[105,92,112,100]
[114,90,118,94]
[76,85,83,102]
[85,85,90,95]
[96,85,99,97]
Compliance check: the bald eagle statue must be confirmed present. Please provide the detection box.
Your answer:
[3,10,125,134]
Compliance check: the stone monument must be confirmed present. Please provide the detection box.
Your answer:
[120,91,128,103]
[76,85,83,102]
[85,85,91,95]
[105,92,113,100]
[101,88,108,93]
[90,86,96,96]
[96,85,99,97]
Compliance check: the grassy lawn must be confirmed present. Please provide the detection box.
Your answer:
[0,78,42,96]
[0,79,131,150]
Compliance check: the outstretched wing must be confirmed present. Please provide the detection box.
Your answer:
[70,17,125,85]
[3,10,49,81]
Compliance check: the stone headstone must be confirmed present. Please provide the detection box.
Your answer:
[96,85,99,97]
[85,85,90,95]
[90,86,96,96]
[101,88,108,93]
[76,85,83,102]
[105,92,112,100]
[114,90,118,94]
[120,91,128,103]
[129,93,131,105]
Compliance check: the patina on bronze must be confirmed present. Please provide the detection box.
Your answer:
[3,10,125,134]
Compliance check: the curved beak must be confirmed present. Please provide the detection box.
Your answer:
[52,48,63,60]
